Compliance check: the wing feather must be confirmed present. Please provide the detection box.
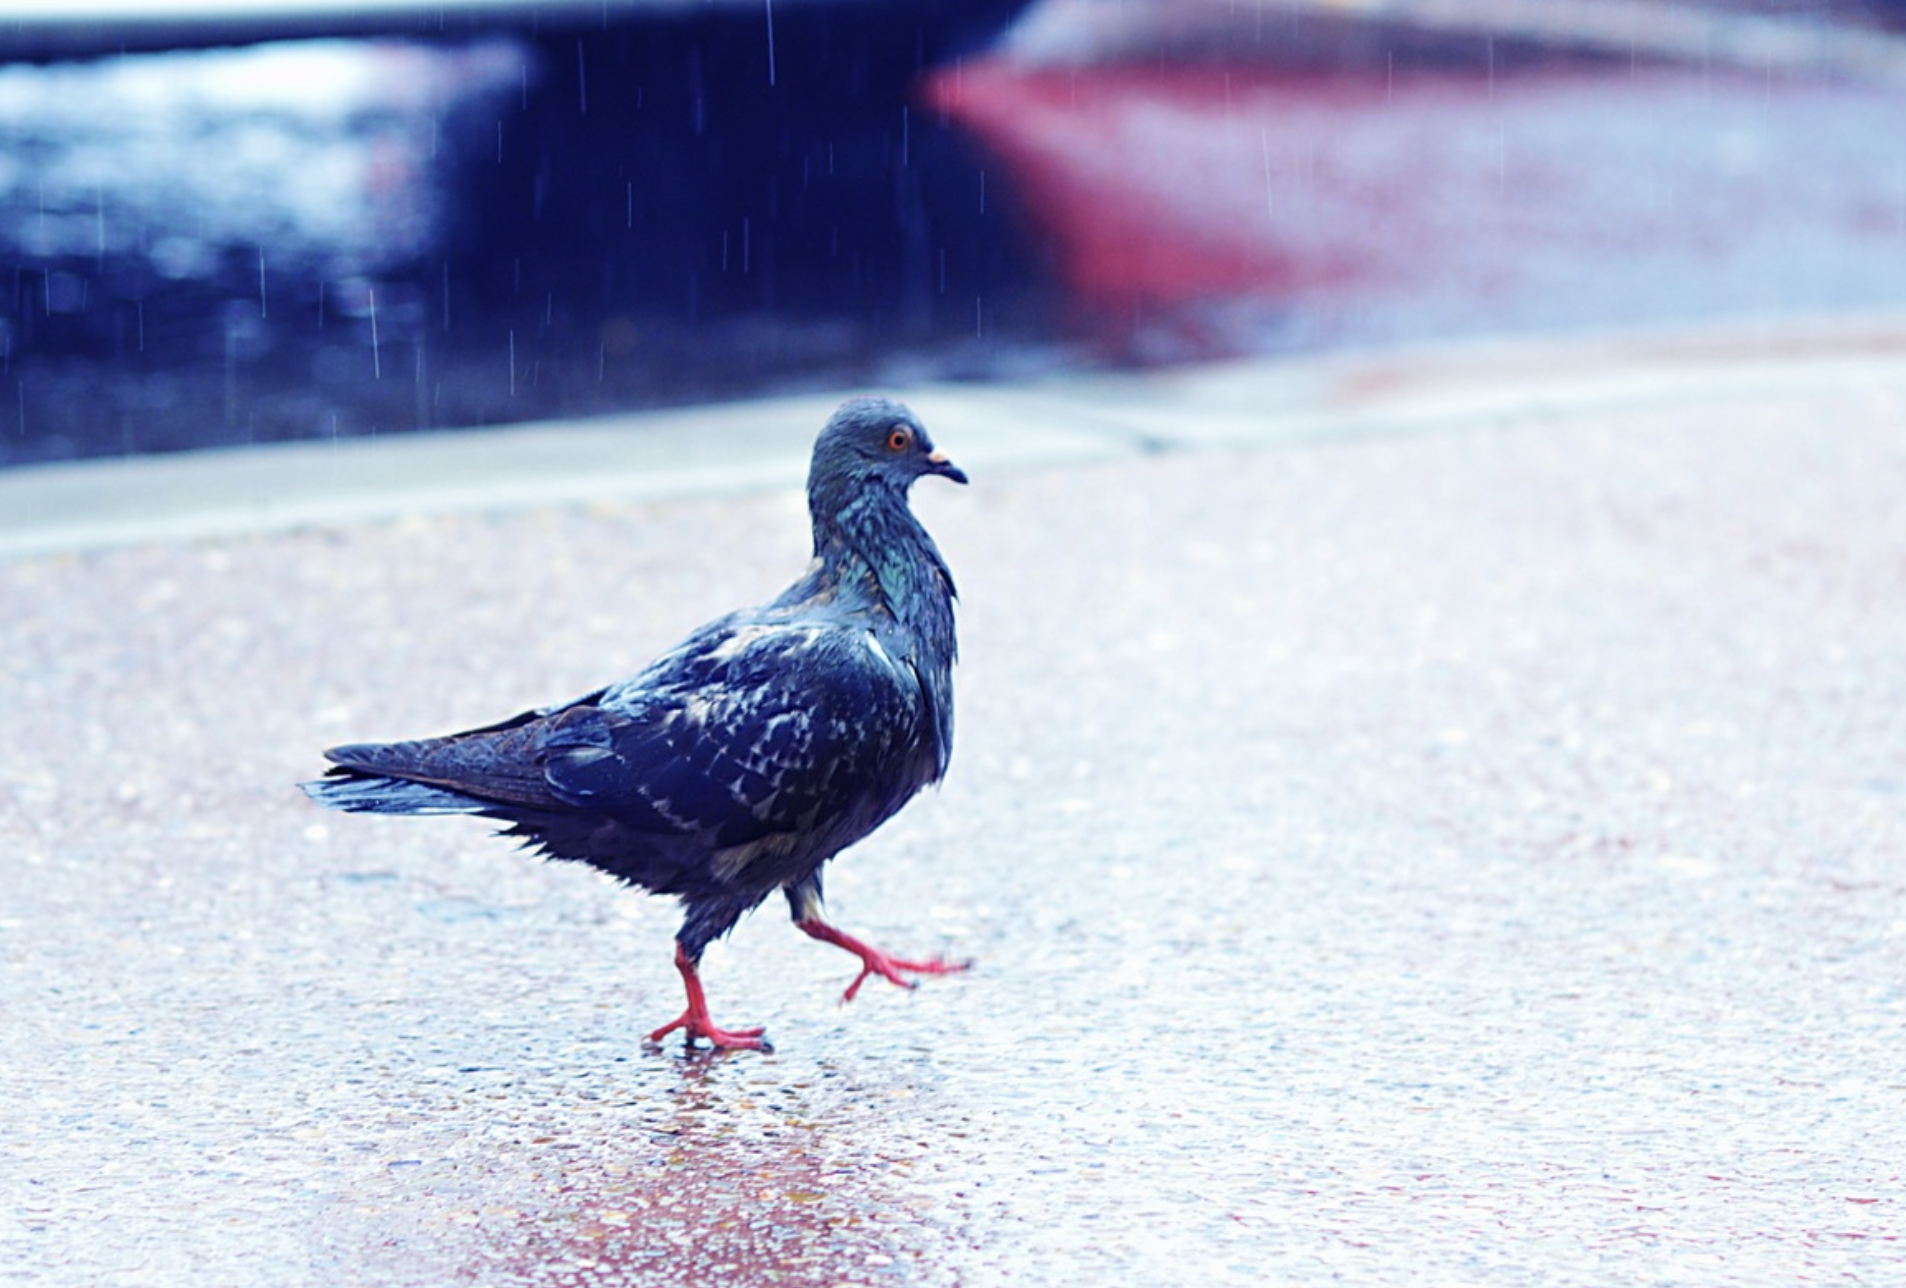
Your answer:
[557,620,925,857]
[316,617,927,891]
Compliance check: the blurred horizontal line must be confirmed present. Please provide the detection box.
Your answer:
[0,0,873,55]
[0,0,759,18]
[1008,0,1906,85]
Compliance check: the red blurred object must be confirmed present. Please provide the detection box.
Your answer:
[926,55,1906,359]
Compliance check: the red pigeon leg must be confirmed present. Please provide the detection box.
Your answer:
[795,918,972,1003]
[647,941,772,1052]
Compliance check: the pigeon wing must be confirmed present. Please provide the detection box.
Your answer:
[549,619,928,862]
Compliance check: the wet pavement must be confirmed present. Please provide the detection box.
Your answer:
[5,323,1906,1284]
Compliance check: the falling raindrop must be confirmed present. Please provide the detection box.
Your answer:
[414,338,429,430]
[257,246,268,319]
[1260,128,1273,220]
[369,287,382,379]
[223,323,237,428]
[765,0,777,88]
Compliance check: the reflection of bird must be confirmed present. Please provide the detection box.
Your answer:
[304,398,970,1052]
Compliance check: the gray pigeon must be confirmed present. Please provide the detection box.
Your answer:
[303,397,969,1051]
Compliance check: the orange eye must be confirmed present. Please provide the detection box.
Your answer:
[886,426,912,452]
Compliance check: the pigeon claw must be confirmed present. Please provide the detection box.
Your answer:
[653,940,772,1053]
[796,917,973,1004]
[647,1010,773,1053]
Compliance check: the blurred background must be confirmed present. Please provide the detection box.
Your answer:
[1,0,1903,467]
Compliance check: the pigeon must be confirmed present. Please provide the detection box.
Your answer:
[303,397,970,1052]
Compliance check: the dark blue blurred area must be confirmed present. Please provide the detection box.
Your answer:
[0,0,1047,465]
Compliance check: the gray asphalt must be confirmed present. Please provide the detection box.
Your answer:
[5,317,1906,1286]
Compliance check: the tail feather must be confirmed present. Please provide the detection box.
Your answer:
[301,770,489,816]
[320,721,555,809]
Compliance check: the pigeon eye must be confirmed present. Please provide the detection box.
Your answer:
[886,427,912,453]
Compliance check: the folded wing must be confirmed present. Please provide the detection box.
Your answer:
[312,617,929,892]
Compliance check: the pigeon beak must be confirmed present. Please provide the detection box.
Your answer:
[925,448,968,485]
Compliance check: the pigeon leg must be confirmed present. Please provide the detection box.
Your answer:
[647,941,771,1052]
[795,917,972,1003]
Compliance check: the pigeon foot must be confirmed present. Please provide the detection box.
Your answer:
[796,918,973,1003]
[647,1009,772,1052]
[650,941,772,1052]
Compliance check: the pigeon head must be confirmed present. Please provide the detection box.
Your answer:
[808,398,967,521]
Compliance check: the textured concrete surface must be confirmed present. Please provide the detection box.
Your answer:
[4,328,1906,1285]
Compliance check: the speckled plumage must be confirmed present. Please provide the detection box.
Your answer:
[303,398,969,1050]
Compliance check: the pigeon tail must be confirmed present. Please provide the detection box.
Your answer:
[301,772,487,816]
